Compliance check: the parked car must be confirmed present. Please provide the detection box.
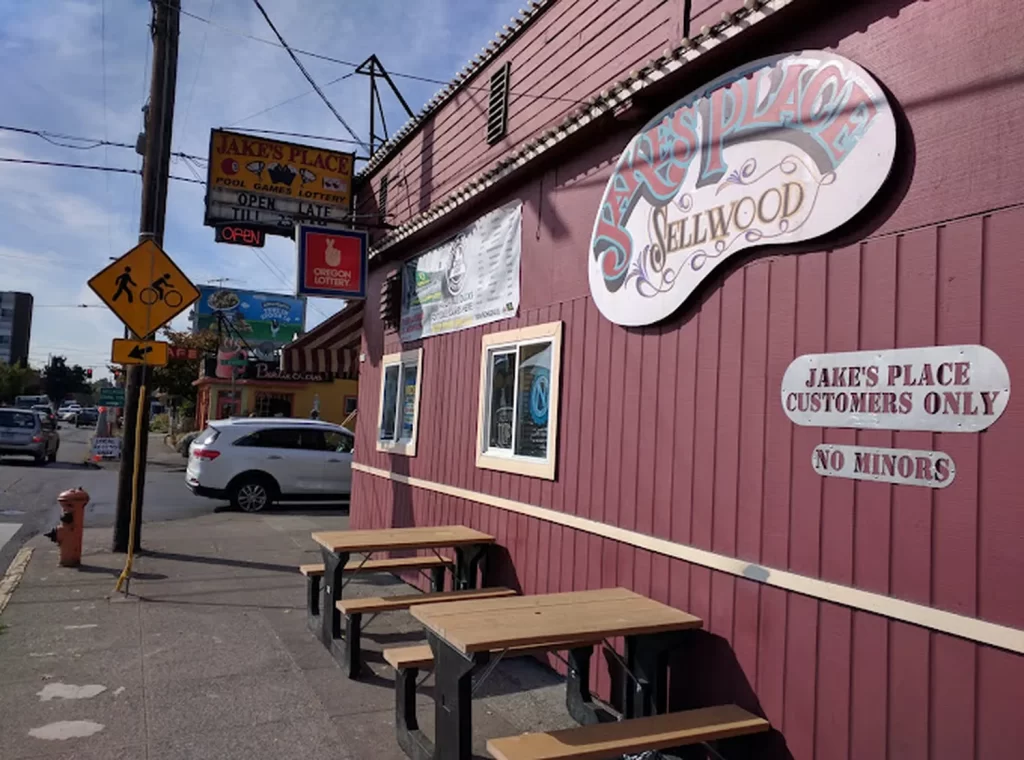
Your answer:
[186,418,355,512]
[74,408,99,428]
[32,405,58,428]
[0,408,60,465]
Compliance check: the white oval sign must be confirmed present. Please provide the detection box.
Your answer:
[782,345,1010,432]
[589,51,896,326]
[812,444,956,488]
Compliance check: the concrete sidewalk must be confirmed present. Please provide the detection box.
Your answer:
[0,510,572,759]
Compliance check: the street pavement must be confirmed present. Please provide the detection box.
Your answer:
[0,508,573,759]
[0,426,214,578]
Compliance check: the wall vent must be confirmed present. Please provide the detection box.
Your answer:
[486,62,511,144]
[378,174,389,219]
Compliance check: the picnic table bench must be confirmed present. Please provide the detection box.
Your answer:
[307,526,497,672]
[400,587,711,760]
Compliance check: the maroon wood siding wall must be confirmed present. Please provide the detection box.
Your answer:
[356,0,733,225]
[352,0,1024,757]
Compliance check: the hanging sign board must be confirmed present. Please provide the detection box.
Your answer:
[812,444,956,488]
[400,201,522,342]
[781,345,1010,432]
[204,129,354,237]
[215,223,265,247]
[588,51,897,326]
[295,226,368,299]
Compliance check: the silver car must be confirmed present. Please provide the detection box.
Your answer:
[0,408,60,465]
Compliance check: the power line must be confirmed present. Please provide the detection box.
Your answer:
[162,0,586,106]
[181,0,217,140]
[230,72,356,128]
[0,156,205,184]
[225,127,366,148]
[249,0,369,152]
[0,125,206,162]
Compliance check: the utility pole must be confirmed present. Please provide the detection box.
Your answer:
[113,0,180,553]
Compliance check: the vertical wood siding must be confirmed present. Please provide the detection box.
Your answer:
[351,0,1024,757]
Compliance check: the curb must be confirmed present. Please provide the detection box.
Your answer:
[0,547,33,615]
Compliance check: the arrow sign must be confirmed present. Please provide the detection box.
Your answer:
[112,339,169,366]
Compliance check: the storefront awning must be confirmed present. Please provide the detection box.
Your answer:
[280,301,363,378]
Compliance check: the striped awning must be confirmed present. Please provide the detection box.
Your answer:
[280,301,364,377]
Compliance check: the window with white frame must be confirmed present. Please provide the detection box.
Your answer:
[476,321,562,480]
[377,348,423,456]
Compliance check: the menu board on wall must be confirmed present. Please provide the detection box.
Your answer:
[400,201,521,342]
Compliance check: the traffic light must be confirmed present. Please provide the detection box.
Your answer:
[86,368,93,379]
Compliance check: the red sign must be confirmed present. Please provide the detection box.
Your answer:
[296,226,368,299]
[215,224,266,247]
[168,346,200,361]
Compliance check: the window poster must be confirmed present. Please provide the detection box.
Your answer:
[401,364,418,440]
[514,343,551,459]
[380,365,399,440]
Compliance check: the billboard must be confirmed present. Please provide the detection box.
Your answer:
[205,129,355,237]
[192,286,306,349]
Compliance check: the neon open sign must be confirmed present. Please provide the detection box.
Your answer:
[215,224,266,247]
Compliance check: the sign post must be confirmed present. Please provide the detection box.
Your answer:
[93,0,186,561]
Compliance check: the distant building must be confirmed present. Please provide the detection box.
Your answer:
[0,292,32,367]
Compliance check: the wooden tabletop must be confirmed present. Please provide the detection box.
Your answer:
[311,525,495,554]
[411,587,702,654]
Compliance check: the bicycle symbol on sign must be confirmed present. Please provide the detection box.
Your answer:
[139,273,184,308]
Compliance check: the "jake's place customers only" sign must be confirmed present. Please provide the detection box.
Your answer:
[781,345,1011,432]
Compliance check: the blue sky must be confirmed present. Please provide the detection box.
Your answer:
[0,0,525,376]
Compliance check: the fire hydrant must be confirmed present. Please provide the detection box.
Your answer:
[45,487,89,567]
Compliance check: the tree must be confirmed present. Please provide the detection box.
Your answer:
[40,357,89,406]
[0,361,32,403]
[148,328,219,405]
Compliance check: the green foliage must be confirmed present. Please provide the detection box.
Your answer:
[0,361,32,403]
[40,357,89,406]
[150,413,169,433]
[147,328,218,404]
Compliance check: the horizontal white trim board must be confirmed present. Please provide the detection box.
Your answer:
[353,462,1024,655]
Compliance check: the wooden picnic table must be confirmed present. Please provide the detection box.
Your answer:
[309,526,495,658]
[405,588,703,760]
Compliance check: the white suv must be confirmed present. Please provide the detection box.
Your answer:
[185,418,355,512]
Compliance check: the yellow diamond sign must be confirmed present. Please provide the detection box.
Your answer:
[88,240,199,339]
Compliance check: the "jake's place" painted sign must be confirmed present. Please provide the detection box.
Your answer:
[589,51,896,326]
[781,345,1011,432]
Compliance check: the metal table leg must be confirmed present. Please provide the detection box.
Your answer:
[566,645,602,725]
[318,548,349,651]
[305,571,321,633]
[430,632,484,760]
[623,630,684,719]
[453,543,488,590]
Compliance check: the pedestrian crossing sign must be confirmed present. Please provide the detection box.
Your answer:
[88,240,200,339]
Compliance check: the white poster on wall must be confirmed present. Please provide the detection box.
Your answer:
[400,201,521,342]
